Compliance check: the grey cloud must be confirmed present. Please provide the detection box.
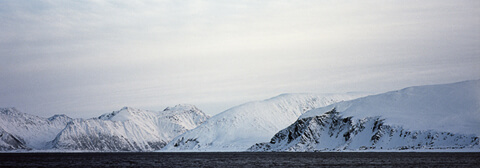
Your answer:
[0,0,479,118]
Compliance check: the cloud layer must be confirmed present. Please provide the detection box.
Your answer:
[1,0,479,118]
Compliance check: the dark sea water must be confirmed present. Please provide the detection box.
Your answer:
[0,152,479,167]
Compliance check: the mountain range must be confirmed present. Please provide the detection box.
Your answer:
[249,80,480,151]
[1,80,479,152]
[1,105,209,151]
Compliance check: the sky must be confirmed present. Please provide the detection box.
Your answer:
[1,0,479,118]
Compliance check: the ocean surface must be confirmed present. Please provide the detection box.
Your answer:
[0,152,479,167]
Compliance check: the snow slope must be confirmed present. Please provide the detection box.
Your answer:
[300,80,480,135]
[250,80,480,151]
[0,127,28,150]
[0,108,72,150]
[249,109,479,152]
[162,93,366,151]
[51,105,209,151]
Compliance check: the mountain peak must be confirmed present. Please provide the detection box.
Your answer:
[162,104,207,117]
[163,104,199,112]
[50,105,209,151]
[300,79,480,136]
[120,106,136,111]
[0,107,20,115]
[162,93,365,151]
[47,114,72,121]
[97,106,143,121]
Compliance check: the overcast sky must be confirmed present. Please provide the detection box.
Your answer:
[1,0,479,118]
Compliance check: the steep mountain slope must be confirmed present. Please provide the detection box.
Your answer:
[249,109,479,151]
[162,93,366,151]
[301,80,480,135]
[0,127,27,150]
[50,105,209,151]
[0,108,72,150]
[250,80,480,151]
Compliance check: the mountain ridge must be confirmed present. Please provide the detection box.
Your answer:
[0,105,209,151]
[300,79,480,135]
[50,104,209,151]
[161,93,367,151]
[0,107,73,150]
[1,80,479,152]
[249,108,479,152]
[249,80,480,152]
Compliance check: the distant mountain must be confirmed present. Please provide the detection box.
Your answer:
[249,80,480,151]
[0,105,209,151]
[2,80,479,152]
[0,108,73,150]
[50,105,209,151]
[162,93,366,151]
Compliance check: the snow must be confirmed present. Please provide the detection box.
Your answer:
[160,104,209,130]
[98,107,158,122]
[300,80,480,136]
[0,108,72,149]
[2,80,479,152]
[249,109,479,152]
[161,93,367,152]
[0,105,209,151]
[51,105,209,151]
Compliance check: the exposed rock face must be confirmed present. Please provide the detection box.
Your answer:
[162,93,366,151]
[0,127,28,150]
[249,109,479,152]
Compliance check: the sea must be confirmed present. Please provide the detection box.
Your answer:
[0,152,479,167]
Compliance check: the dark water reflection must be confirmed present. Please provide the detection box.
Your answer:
[0,152,479,167]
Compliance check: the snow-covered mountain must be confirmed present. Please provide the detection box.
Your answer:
[0,127,27,150]
[2,80,478,152]
[50,105,209,151]
[0,108,72,150]
[249,80,480,151]
[249,109,479,151]
[162,93,366,151]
